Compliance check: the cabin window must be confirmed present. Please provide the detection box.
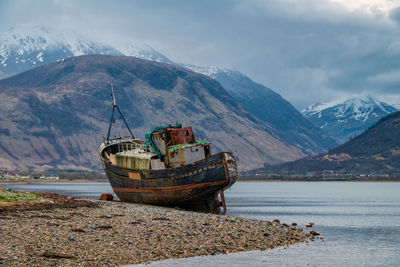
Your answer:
[184,130,189,136]
[161,133,165,140]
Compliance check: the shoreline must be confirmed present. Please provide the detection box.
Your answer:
[0,197,312,266]
[239,175,400,182]
[0,178,108,184]
[237,179,400,182]
[1,178,400,186]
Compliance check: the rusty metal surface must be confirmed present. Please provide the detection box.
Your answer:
[102,153,237,213]
[100,136,238,213]
[104,155,228,202]
[154,126,196,146]
[222,152,238,189]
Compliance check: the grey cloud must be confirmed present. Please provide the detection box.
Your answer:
[367,70,400,87]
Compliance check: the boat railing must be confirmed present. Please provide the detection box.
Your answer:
[101,136,144,153]
[108,136,134,144]
[117,141,142,153]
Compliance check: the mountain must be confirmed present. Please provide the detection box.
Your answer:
[184,65,337,155]
[115,42,172,64]
[303,95,398,144]
[0,25,123,78]
[0,55,306,171]
[259,111,400,176]
[392,104,400,110]
[0,24,335,159]
[0,25,172,78]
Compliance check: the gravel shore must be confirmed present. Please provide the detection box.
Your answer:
[0,200,311,266]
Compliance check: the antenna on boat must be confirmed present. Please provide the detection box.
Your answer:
[110,81,117,107]
[106,81,135,144]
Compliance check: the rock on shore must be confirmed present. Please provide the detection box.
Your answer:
[0,200,310,266]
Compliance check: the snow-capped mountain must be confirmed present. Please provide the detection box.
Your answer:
[0,25,123,77]
[0,24,171,78]
[0,24,337,156]
[303,95,398,143]
[184,64,257,96]
[115,43,172,64]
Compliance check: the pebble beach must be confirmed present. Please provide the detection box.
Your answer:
[0,196,311,266]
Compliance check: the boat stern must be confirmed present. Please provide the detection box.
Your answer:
[222,152,238,189]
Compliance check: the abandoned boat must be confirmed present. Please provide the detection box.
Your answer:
[99,82,238,213]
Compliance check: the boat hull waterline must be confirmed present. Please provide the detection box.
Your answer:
[101,147,237,213]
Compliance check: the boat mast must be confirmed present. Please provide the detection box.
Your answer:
[106,81,135,144]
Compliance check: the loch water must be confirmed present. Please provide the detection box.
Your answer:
[2,181,400,266]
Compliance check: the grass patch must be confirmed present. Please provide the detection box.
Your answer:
[0,189,41,204]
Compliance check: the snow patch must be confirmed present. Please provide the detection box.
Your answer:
[392,104,400,110]
[183,64,234,77]
[114,42,171,63]
[302,99,343,117]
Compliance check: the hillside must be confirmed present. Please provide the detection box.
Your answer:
[185,65,337,154]
[0,25,339,158]
[259,111,400,176]
[303,95,397,144]
[0,55,306,171]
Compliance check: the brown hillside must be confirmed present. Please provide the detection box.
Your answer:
[261,111,400,175]
[0,55,305,171]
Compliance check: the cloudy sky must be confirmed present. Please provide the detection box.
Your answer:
[1,0,400,109]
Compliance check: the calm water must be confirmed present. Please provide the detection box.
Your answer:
[2,182,400,266]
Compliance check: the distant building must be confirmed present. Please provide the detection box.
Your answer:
[45,174,60,180]
[3,174,13,179]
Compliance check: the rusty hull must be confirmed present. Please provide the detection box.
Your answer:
[101,151,237,213]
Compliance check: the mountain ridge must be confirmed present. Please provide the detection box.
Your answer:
[0,54,306,171]
[303,95,398,143]
[0,25,124,77]
[184,64,337,154]
[0,24,173,78]
[1,25,336,162]
[257,111,400,176]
